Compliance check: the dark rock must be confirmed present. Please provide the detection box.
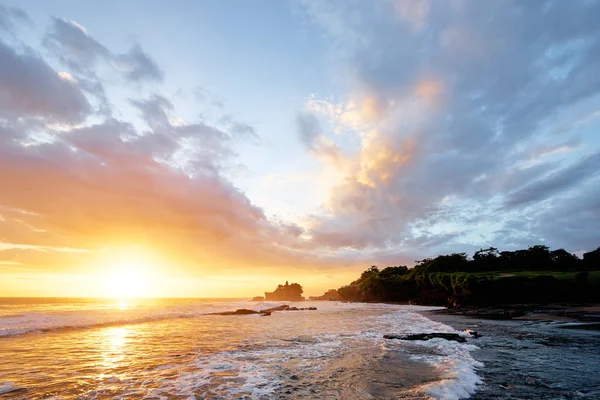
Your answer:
[383,332,467,343]
[212,309,260,316]
[210,304,317,317]
[260,305,318,313]
[251,296,265,301]
[261,305,291,313]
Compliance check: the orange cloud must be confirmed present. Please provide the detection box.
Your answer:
[358,94,384,124]
[357,135,416,187]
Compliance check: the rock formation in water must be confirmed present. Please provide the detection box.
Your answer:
[216,309,262,316]
[261,304,316,312]
[384,333,469,343]
[210,304,317,317]
[264,281,304,301]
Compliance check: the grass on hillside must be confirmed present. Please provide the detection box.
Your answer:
[447,270,600,283]
[414,271,589,290]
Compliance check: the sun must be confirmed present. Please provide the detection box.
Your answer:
[106,269,148,298]
[102,247,155,298]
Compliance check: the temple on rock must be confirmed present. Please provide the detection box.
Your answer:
[264,281,304,301]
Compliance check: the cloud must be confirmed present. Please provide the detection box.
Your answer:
[532,178,600,250]
[0,112,307,273]
[299,0,600,255]
[296,111,345,168]
[393,0,430,31]
[114,44,163,83]
[2,1,600,284]
[0,4,29,34]
[44,18,163,83]
[505,152,600,208]
[130,94,174,128]
[0,15,316,276]
[218,114,261,143]
[44,18,109,69]
[0,40,91,123]
[296,112,322,149]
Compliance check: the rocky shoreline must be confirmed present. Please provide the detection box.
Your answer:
[431,303,600,325]
[420,305,600,399]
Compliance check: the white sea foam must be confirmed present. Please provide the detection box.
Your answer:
[371,309,483,400]
[0,311,188,337]
[146,351,281,398]
[414,339,483,400]
[0,300,274,337]
[143,307,353,398]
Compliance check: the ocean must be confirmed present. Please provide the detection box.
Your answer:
[0,298,481,399]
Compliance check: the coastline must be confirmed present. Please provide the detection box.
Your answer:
[427,303,600,326]
[419,305,600,399]
[336,300,600,324]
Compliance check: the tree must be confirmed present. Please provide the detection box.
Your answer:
[526,245,552,270]
[550,249,580,270]
[379,266,408,278]
[360,266,380,281]
[583,247,600,270]
[473,247,499,261]
[337,284,360,301]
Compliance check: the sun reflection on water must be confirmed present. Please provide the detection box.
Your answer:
[107,326,128,349]
[99,326,129,374]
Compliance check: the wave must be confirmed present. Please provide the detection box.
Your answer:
[377,311,483,399]
[143,308,482,399]
[0,300,287,337]
[414,337,483,399]
[0,301,482,399]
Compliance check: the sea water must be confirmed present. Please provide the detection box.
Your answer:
[0,298,482,399]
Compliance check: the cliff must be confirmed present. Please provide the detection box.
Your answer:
[337,245,600,307]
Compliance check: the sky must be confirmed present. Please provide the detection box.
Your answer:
[1,0,600,298]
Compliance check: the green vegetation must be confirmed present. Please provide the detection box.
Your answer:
[338,246,600,306]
